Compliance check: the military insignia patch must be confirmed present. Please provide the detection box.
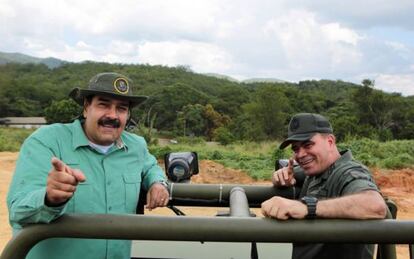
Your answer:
[290,118,300,131]
[114,78,129,94]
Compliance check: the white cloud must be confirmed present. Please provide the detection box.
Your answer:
[375,74,414,96]
[1,0,414,95]
[262,10,363,72]
[138,40,234,73]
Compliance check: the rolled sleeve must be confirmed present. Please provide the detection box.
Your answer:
[138,141,166,191]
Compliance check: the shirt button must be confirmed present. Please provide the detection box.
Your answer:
[107,181,111,186]
[108,206,112,211]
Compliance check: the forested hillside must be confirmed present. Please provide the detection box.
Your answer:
[0,62,413,142]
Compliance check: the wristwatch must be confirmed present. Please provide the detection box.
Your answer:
[300,196,318,219]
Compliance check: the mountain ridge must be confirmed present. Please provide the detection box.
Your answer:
[0,51,66,69]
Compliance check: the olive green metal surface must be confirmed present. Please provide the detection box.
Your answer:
[2,214,414,259]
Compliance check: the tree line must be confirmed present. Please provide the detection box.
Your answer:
[0,62,413,143]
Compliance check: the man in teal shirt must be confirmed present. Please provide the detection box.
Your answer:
[7,72,169,259]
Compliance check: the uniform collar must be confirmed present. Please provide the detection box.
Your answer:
[71,119,128,152]
[314,150,353,181]
[72,120,90,150]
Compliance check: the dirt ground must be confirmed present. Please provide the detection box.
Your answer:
[1,152,413,258]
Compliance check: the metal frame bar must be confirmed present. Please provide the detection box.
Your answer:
[2,215,414,259]
[2,184,413,259]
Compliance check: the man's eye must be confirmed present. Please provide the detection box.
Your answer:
[304,143,312,148]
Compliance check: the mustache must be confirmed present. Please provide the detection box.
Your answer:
[98,117,121,128]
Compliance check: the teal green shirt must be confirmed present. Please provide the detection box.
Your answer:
[7,120,166,259]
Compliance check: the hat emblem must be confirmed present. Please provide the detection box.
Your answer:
[114,78,129,94]
[290,118,300,132]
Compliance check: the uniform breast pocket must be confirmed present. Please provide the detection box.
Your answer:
[123,173,142,213]
[73,181,98,213]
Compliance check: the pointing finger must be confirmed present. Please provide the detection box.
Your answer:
[51,157,65,172]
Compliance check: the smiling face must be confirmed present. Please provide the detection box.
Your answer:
[82,95,130,145]
[291,133,340,176]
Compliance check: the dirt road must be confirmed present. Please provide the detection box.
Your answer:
[1,152,413,258]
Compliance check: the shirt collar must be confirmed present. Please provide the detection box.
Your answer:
[71,119,129,152]
[314,149,353,181]
[72,119,90,150]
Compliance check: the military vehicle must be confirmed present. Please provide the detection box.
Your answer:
[1,153,413,259]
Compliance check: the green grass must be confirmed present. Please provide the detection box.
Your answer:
[151,137,414,180]
[149,140,281,180]
[337,138,414,169]
[2,128,413,179]
[0,127,34,152]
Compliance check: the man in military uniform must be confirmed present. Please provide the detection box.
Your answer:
[7,72,169,259]
[261,113,387,259]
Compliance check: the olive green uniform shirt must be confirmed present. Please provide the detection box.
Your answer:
[7,120,166,259]
[293,150,380,259]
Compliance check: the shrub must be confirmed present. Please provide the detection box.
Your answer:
[381,153,414,169]
[214,127,235,145]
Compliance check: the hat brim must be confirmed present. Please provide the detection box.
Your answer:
[69,88,148,108]
[279,132,316,149]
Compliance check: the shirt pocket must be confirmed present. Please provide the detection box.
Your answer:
[123,173,142,213]
[73,181,97,213]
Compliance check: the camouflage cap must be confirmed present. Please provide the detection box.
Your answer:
[69,72,148,107]
[279,113,333,149]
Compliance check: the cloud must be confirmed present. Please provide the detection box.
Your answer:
[262,9,363,74]
[137,40,234,73]
[1,0,414,95]
[290,0,414,29]
[375,74,414,96]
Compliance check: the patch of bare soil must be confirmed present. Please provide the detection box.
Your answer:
[1,153,413,258]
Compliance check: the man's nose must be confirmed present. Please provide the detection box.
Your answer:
[106,105,119,118]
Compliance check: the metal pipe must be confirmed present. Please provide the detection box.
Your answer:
[2,214,414,259]
[376,208,397,259]
[168,183,297,207]
[229,187,251,217]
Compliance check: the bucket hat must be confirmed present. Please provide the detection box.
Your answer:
[69,72,148,107]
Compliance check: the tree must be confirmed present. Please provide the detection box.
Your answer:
[45,99,81,123]
[353,80,396,140]
[175,104,206,136]
[203,104,230,140]
[242,85,290,140]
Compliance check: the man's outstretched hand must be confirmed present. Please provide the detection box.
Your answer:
[45,157,86,206]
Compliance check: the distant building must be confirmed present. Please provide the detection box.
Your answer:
[0,117,47,129]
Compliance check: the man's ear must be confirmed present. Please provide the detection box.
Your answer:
[327,134,336,146]
[83,99,89,118]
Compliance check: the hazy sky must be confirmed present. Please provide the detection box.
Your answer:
[1,0,414,95]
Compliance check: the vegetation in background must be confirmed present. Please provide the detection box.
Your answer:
[0,128,34,152]
[1,62,413,143]
[149,138,414,180]
[1,128,413,179]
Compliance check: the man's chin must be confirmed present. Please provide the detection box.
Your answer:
[302,165,318,176]
[96,134,118,145]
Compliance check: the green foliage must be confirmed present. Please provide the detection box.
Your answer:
[214,127,235,145]
[0,128,34,151]
[1,63,413,142]
[149,138,413,180]
[337,138,414,168]
[382,153,414,169]
[175,136,206,144]
[148,145,173,159]
[45,99,81,123]
[241,85,290,140]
